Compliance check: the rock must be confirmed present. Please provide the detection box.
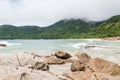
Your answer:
[0,52,120,80]
[0,68,63,80]
[88,58,120,76]
[44,56,64,64]
[64,71,95,80]
[33,62,49,71]
[71,60,85,72]
[55,51,72,59]
[85,46,96,49]
[0,43,7,47]
[93,73,120,80]
[64,71,120,80]
[63,59,76,63]
[75,53,91,62]
[31,52,42,59]
[0,53,65,80]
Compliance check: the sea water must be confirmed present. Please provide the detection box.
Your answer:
[0,39,120,64]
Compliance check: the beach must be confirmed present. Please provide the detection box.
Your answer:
[0,51,120,80]
[0,39,120,80]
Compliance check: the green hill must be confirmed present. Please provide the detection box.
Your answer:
[0,25,42,39]
[39,19,96,39]
[92,15,120,38]
[0,15,120,39]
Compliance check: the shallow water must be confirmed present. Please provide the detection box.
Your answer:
[0,39,120,64]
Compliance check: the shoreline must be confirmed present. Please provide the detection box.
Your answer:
[102,36,120,41]
[0,51,120,80]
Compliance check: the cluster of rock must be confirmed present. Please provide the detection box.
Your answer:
[103,36,120,40]
[0,51,120,80]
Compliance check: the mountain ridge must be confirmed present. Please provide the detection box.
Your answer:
[0,15,120,39]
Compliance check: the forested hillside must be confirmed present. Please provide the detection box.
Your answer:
[0,15,120,39]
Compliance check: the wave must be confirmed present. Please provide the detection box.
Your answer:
[72,42,87,49]
[86,39,101,42]
[72,42,116,50]
[0,41,21,47]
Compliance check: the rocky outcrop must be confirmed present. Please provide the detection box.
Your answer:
[75,53,91,62]
[64,71,120,80]
[64,53,120,80]
[0,52,120,80]
[64,71,95,80]
[71,60,85,72]
[64,58,120,80]
[71,53,91,72]
[88,58,120,76]
[55,51,72,59]
[44,56,64,64]
[0,53,66,80]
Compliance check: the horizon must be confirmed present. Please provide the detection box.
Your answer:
[0,0,120,26]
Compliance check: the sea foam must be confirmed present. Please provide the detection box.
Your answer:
[0,41,21,47]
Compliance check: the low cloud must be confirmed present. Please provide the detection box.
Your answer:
[0,0,120,26]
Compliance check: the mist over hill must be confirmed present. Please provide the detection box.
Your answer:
[0,15,120,39]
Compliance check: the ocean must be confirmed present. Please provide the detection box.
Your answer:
[0,39,120,64]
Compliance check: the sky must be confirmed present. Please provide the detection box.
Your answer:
[0,0,120,26]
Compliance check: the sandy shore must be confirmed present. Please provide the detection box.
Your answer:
[0,51,120,80]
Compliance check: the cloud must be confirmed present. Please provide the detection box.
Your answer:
[0,0,120,26]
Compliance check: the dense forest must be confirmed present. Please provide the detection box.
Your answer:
[0,15,120,39]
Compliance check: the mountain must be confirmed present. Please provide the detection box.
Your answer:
[39,19,96,39]
[0,25,42,39]
[92,15,120,38]
[0,15,120,39]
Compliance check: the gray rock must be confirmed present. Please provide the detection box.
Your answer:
[33,62,49,71]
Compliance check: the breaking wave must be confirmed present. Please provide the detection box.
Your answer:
[0,41,21,47]
[72,42,87,49]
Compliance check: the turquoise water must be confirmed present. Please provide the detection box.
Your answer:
[0,39,120,64]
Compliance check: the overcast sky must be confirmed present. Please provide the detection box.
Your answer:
[0,0,120,26]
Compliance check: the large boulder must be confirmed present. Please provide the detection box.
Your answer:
[75,53,91,62]
[64,71,120,80]
[64,71,95,80]
[71,60,85,72]
[93,73,120,80]
[88,58,120,76]
[44,56,64,64]
[55,51,72,59]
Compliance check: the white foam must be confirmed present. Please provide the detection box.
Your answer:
[0,41,21,47]
[0,41,8,45]
[72,42,87,49]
